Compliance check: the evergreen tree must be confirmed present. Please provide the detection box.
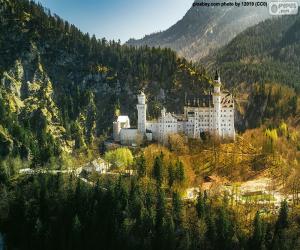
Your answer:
[154,188,166,249]
[275,200,289,232]
[164,215,175,250]
[172,191,183,229]
[215,208,231,250]
[272,200,289,250]
[206,213,217,249]
[152,154,164,186]
[196,192,206,219]
[167,163,175,188]
[71,215,82,250]
[0,162,8,185]
[250,211,265,250]
[136,153,146,178]
[175,160,185,185]
[264,223,274,250]
[33,218,43,249]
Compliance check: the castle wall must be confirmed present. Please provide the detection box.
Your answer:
[145,105,234,142]
[146,122,159,140]
[158,113,179,143]
[219,107,234,137]
[119,129,138,145]
[182,105,234,139]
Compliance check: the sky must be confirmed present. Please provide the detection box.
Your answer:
[36,0,194,43]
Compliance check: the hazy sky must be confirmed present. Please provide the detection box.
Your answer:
[36,0,194,43]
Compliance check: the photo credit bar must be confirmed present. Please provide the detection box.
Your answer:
[269,1,299,15]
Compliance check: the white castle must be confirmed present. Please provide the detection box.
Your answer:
[113,71,235,145]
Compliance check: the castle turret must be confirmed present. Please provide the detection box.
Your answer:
[214,70,221,94]
[161,107,166,117]
[137,91,147,134]
[213,70,221,136]
[113,121,121,142]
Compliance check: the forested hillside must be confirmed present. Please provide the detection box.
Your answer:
[203,14,300,92]
[0,0,211,165]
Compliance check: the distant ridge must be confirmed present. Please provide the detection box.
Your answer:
[127,0,271,61]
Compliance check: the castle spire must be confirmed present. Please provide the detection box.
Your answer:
[213,69,221,94]
[214,69,221,82]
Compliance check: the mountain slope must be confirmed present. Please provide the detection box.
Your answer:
[204,13,300,91]
[127,0,271,61]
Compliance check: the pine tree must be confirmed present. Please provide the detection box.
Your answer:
[136,153,146,178]
[206,213,217,248]
[154,188,166,250]
[275,200,288,232]
[71,214,82,250]
[164,215,175,250]
[33,217,43,249]
[168,163,175,188]
[175,160,185,185]
[196,192,205,219]
[152,155,164,186]
[250,211,265,250]
[172,191,183,229]
[0,162,8,185]
[264,223,274,250]
[215,208,231,250]
[272,200,289,249]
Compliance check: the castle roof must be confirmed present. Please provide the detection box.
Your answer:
[221,92,234,108]
[185,94,213,108]
[184,91,233,108]
[117,116,130,123]
[214,70,220,81]
[171,114,187,121]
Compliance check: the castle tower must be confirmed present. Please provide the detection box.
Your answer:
[113,121,121,142]
[161,107,166,118]
[137,91,147,134]
[213,70,221,136]
[214,70,221,93]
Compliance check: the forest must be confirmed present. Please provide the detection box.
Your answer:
[0,156,300,250]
